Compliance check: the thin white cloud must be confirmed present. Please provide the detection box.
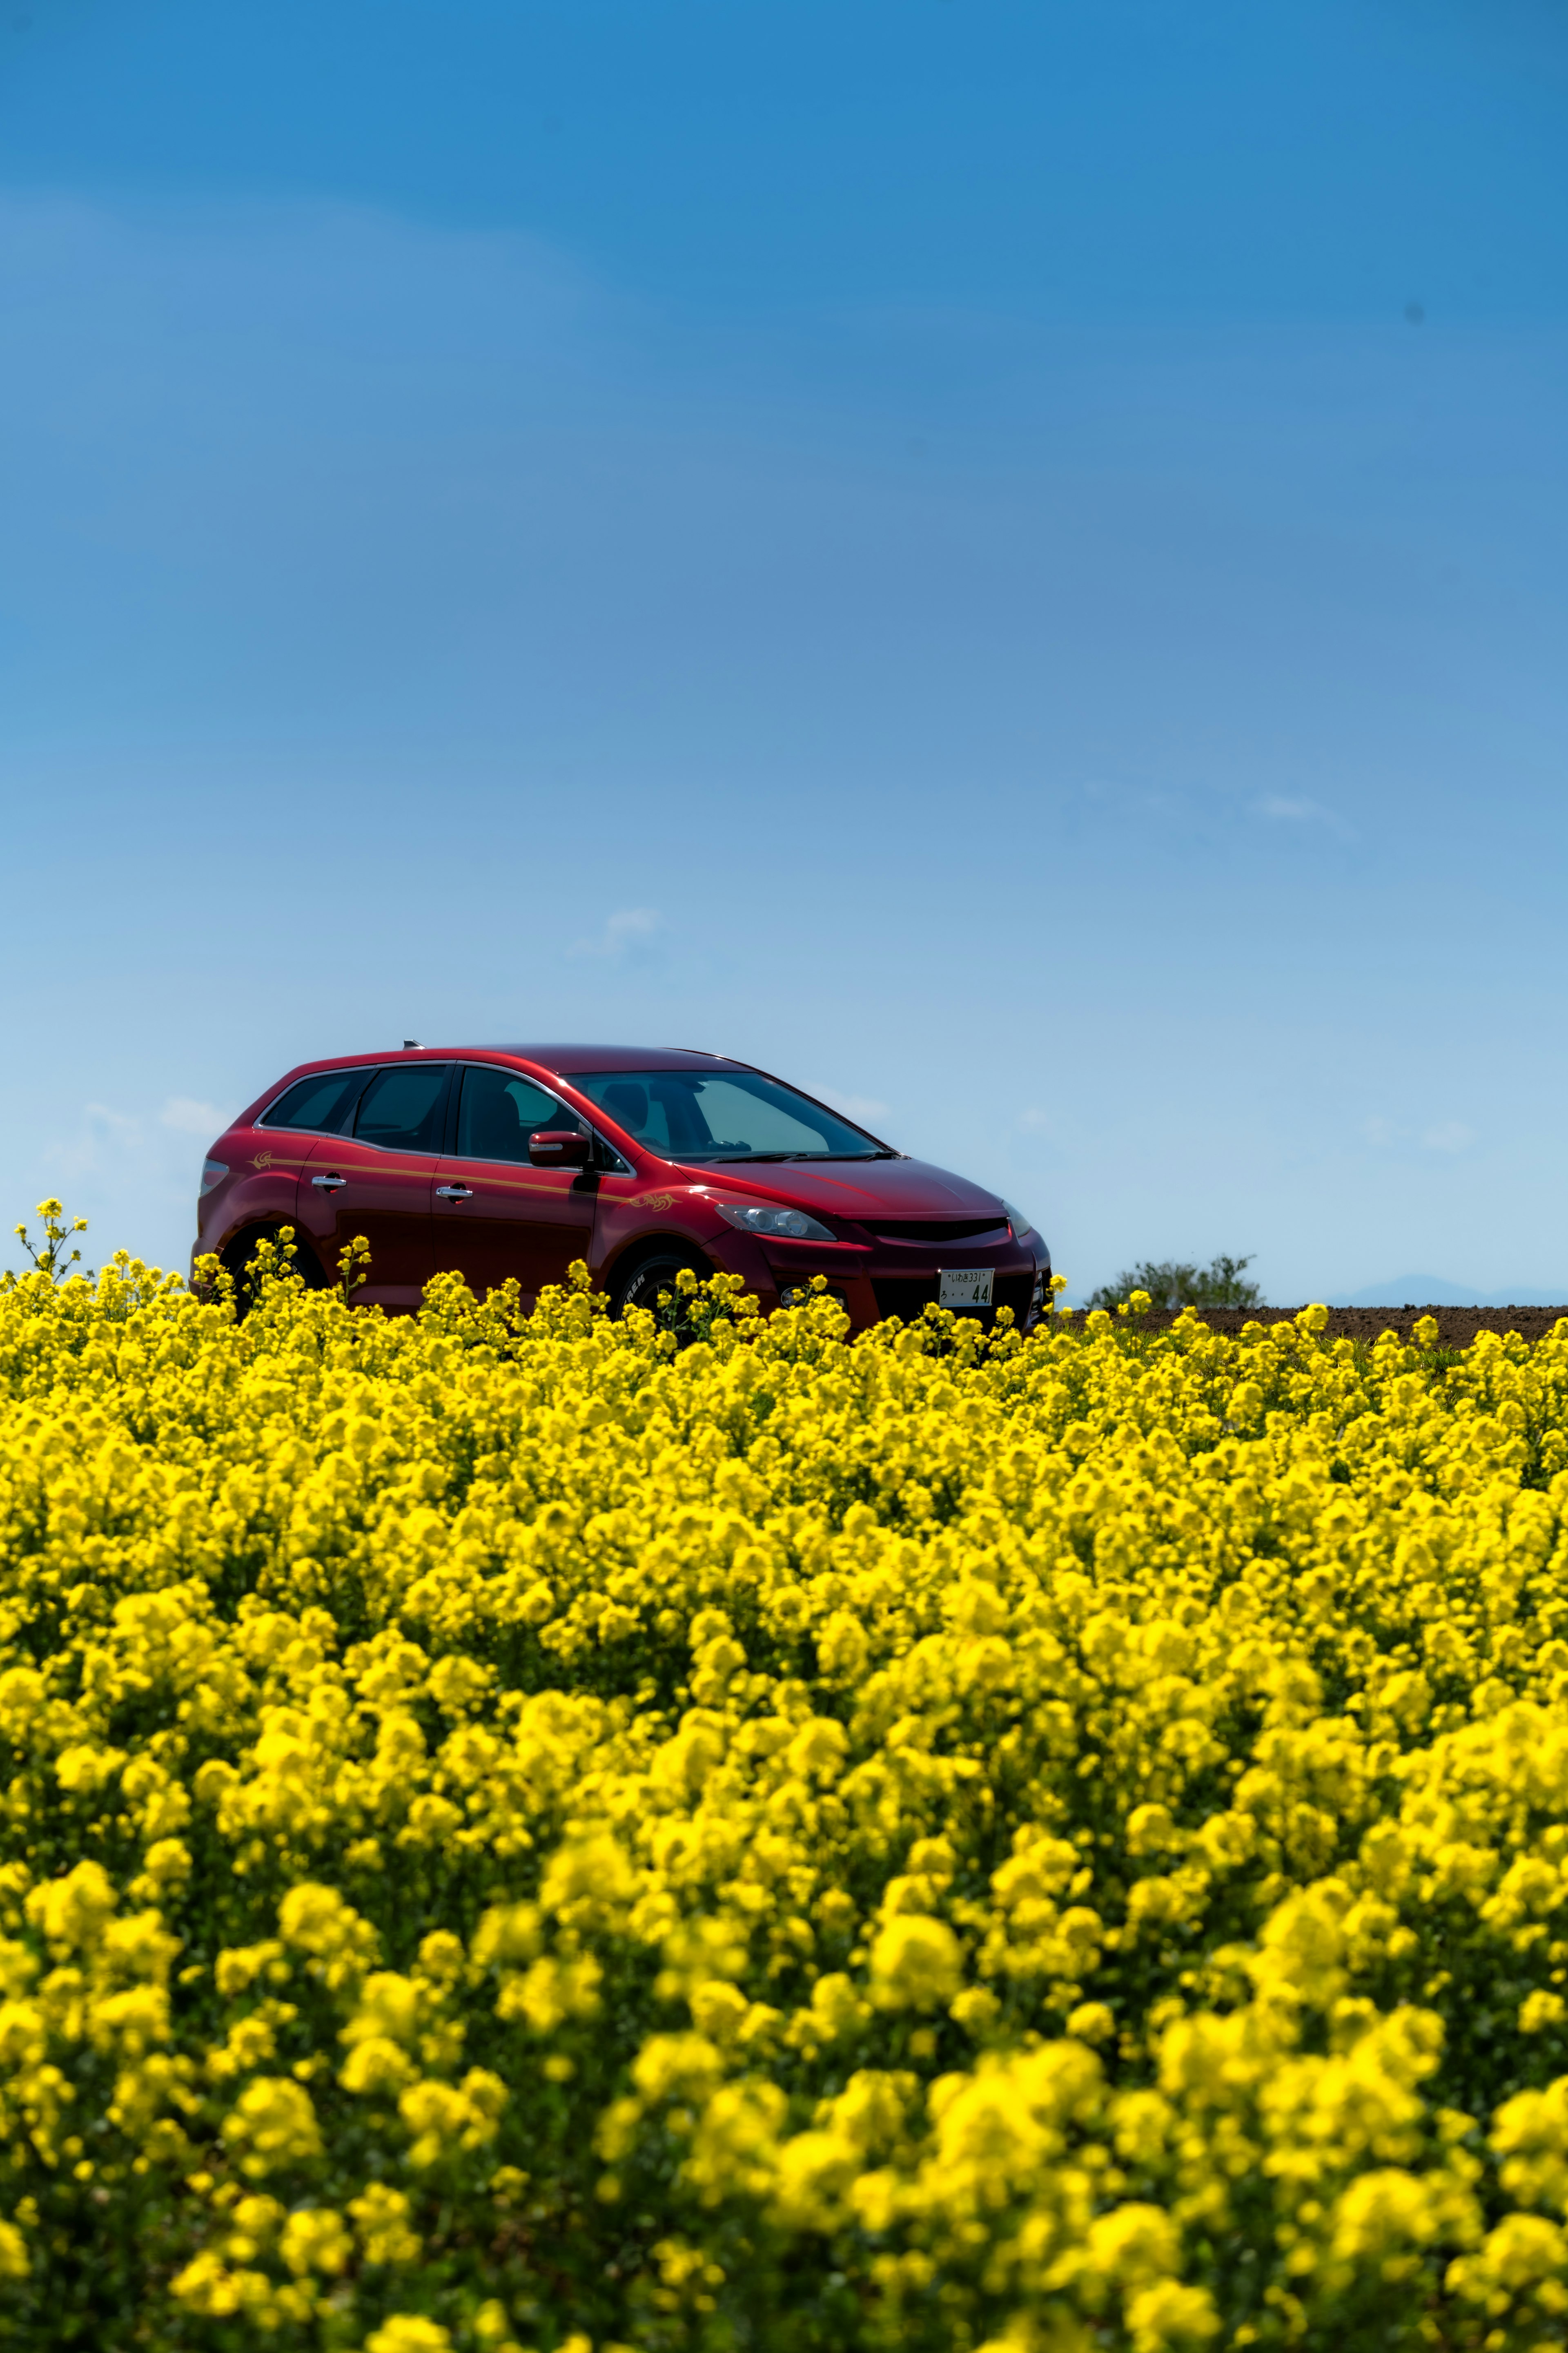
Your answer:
[160,1096,231,1136]
[1364,1115,1475,1155]
[46,1104,142,1187]
[570,907,664,961]
[45,1097,232,1193]
[814,1087,890,1124]
[1254,794,1356,842]
[1016,1107,1051,1134]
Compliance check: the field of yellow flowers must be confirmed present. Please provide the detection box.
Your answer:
[5,1220,1568,2353]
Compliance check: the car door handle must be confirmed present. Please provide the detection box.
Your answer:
[311,1173,346,1190]
[434,1184,473,1200]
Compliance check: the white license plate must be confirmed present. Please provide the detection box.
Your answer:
[940,1268,993,1308]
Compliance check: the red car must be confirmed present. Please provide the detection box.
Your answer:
[193,1045,1050,1333]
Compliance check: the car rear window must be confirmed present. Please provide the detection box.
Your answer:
[354,1064,450,1153]
[259,1069,372,1133]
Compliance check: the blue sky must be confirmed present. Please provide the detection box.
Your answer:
[3,0,1566,1301]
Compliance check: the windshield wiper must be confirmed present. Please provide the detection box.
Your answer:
[702,1150,895,1164]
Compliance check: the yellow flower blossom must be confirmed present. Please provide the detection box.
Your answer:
[221,2076,323,2178]
[365,2320,455,2353]
[349,2180,423,2266]
[278,2204,351,2275]
[3,1243,1568,2343]
[869,1915,964,2010]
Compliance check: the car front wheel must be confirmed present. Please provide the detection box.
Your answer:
[610,1245,711,1322]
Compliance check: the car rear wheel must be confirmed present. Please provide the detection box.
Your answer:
[610,1245,711,1323]
[222,1225,323,1316]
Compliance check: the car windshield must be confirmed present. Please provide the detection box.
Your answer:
[569,1069,892,1162]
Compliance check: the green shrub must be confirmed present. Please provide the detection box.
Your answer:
[1085,1251,1263,1311]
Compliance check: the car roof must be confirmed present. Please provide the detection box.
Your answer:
[479,1045,750,1074]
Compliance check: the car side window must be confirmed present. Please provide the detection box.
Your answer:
[455,1066,583,1164]
[259,1069,372,1133]
[353,1065,450,1153]
[593,1079,673,1151]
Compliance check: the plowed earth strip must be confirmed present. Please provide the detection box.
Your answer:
[1098,1305,1568,1347]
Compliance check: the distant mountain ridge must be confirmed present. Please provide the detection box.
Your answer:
[1329,1275,1568,1308]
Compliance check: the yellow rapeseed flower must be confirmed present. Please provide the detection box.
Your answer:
[0,1241,1567,2346]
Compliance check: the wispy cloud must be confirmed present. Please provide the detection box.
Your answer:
[570,907,665,961]
[45,1097,232,1193]
[160,1096,231,1137]
[53,1103,142,1184]
[1254,795,1356,842]
[814,1087,890,1124]
[1363,1115,1475,1155]
[1016,1107,1051,1134]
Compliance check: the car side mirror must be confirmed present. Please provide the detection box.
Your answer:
[528,1128,590,1169]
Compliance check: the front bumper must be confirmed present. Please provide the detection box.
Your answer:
[866,1267,1042,1329]
[752,1236,1049,1334]
[595,1181,1049,1335]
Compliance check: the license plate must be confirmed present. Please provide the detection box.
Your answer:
[939,1268,993,1308]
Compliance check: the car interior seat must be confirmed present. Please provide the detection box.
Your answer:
[601,1082,650,1137]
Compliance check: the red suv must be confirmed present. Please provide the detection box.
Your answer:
[194,1045,1051,1333]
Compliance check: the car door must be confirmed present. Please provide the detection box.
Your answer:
[432,1063,598,1305]
[297,1062,452,1309]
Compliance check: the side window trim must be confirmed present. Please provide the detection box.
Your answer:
[348,1063,455,1155]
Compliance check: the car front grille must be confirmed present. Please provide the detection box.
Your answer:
[862,1218,1008,1242]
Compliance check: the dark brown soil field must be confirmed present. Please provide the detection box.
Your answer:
[1089,1305,1568,1347]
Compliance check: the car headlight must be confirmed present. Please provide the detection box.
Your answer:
[199,1160,228,1198]
[1002,1199,1034,1243]
[714,1200,836,1242]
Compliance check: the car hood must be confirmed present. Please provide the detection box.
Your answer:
[684,1155,1006,1224]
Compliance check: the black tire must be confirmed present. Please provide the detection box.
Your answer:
[610,1245,711,1322]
